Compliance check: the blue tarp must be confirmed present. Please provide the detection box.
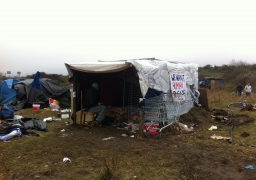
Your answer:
[0,79,20,105]
[31,71,42,91]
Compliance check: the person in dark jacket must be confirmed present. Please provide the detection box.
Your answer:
[236,83,243,96]
[84,82,106,126]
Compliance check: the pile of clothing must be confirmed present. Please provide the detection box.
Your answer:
[0,105,47,142]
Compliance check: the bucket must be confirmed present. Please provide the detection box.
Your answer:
[33,104,40,110]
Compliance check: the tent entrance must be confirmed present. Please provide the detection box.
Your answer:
[73,66,141,123]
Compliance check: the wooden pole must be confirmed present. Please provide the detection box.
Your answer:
[71,76,77,125]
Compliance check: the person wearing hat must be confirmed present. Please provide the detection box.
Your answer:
[84,82,106,127]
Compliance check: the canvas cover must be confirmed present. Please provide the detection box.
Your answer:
[65,61,132,75]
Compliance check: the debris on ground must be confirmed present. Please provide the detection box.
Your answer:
[211,109,230,123]
[242,165,254,170]
[210,134,230,140]
[208,125,217,130]
[63,157,71,163]
[102,137,115,140]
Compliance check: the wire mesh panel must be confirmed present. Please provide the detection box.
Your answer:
[142,93,182,138]
[127,82,140,121]
[143,95,167,121]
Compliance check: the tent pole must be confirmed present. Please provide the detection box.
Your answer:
[123,71,125,108]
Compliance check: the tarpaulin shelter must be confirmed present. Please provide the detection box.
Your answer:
[0,72,72,110]
[64,58,199,124]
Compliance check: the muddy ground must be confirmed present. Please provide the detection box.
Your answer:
[1,106,256,180]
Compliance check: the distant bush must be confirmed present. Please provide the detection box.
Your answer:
[199,60,256,88]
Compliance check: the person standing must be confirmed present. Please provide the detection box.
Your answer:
[84,82,106,127]
[244,83,252,97]
[236,83,243,96]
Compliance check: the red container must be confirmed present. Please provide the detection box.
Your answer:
[143,123,159,131]
[148,129,157,136]
[143,123,159,136]
[32,104,40,110]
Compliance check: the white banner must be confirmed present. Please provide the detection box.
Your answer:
[170,73,186,101]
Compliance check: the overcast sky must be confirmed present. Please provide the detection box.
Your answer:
[1,0,256,76]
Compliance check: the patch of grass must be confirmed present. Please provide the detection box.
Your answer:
[99,156,120,180]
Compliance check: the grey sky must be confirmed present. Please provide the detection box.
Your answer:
[1,0,256,76]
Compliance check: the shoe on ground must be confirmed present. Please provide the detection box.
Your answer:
[94,121,102,127]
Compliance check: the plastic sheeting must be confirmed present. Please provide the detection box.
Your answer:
[128,59,199,116]
[128,59,198,98]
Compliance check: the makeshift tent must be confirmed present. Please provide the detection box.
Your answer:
[0,72,72,110]
[65,58,199,124]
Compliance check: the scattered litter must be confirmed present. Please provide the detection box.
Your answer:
[130,135,135,138]
[122,134,128,137]
[50,102,60,110]
[242,165,254,170]
[102,137,115,140]
[210,134,230,140]
[52,117,62,121]
[63,157,71,163]
[208,125,217,131]
[61,114,69,119]
[13,115,23,119]
[171,122,194,134]
[60,129,65,132]
[43,117,52,122]
[61,109,71,113]
[134,175,137,178]
[45,165,48,168]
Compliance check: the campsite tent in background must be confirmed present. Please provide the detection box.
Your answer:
[0,72,72,111]
[64,58,199,124]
